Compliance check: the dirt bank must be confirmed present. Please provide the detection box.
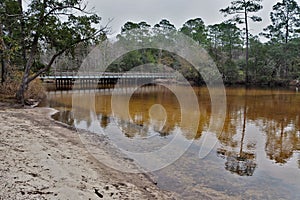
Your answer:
[0,103,177,199]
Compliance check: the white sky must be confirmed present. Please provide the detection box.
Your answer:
[87,0,282,38]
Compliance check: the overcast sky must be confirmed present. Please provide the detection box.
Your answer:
[87,0,281,37]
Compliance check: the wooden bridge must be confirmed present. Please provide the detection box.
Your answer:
[40,72,176,90]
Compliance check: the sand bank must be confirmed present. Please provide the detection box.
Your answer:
[0,104,177,199]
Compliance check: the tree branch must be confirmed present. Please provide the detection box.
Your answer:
[44,4,89,19]
[27,29,106,83]
[27,48,66,83]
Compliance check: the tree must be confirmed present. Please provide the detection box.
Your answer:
[220,0,263,84]
[14,0,107,104]
[180,18,208,46]
[207,22,243,82]
[154,19,176,31]
[207,22,243,60]
[153,19,176,65]
[0,0,23,83]
[115,21,154,72]
[266,0,300,44]
[248,36,274,84]
[262,0,300,79]
[121,22,140,33]
[121,21,151,33]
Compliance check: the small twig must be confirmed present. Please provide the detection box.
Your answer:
[94,189,103,198]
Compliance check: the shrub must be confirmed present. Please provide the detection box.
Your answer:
[25,78,46,100]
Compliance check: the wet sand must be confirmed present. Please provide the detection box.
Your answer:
[0,103,177,199]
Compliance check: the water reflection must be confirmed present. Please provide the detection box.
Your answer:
[265,121,298,164]
[217,90,257,176]
[48,86,300,168]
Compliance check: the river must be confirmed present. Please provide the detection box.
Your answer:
[41,85,300,199]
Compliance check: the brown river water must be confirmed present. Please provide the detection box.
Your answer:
[41,85,300,199]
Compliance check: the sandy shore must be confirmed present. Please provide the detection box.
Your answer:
[0,103,177,199]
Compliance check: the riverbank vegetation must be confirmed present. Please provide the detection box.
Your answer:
[1,0,300,104]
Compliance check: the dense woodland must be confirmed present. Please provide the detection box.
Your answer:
[0,0,300,103]
[111,0,300,86]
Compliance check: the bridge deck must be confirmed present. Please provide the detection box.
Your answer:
[41,72,176,89]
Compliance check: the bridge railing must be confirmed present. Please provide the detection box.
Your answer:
[40,71,177,79]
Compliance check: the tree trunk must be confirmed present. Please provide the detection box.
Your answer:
[18,0,27,70]
[0,24,8,84]
[240,90,247,157]
[244,6,249,84]
[16,62,31,105]
[285,7,289,45]
[284,6,289,79]
[1,51,6,84]
[16,36,39,105]
[16,75,27,105]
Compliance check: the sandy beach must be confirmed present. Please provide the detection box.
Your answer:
[0,103,177,200]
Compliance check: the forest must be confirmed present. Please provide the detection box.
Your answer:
[109,0,300,86]
[0,0,300,103]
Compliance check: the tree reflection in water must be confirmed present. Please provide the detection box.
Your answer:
[258,93,300,165]
[115,118,150,138]
[52,110,74,126]
[217,90,257,176]
[265,121,295,164]
[224,152,256,176]
[48,86,300,170]
[100,114,110,129]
